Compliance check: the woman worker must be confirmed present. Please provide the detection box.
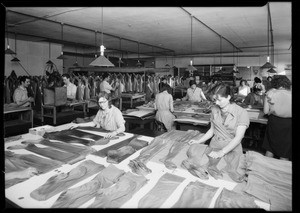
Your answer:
[262,75,292,160]
[72,91,125,138]
[182,80,207,102]
[188,83,250,182]
[154,84,176,131]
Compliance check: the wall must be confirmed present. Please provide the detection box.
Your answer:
[5,37,63,77]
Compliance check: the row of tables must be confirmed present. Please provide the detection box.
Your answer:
[5,123,270,209]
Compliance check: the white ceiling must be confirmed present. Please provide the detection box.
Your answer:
[5,4,291,59]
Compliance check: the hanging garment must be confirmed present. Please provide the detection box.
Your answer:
[30,160,105,201]
[83,77,90,100]
[52,164,125,208]
[180,143,209,180]
[128,74,133,92]
[173,181,219,208]
[24,143,83,164]
[133,75,138,93]
[106,138,148,164]
[138,172,185,208]
[159,130,199,170]
[214,188,259,208]
[5,151,62,189]
[89,172,148,208]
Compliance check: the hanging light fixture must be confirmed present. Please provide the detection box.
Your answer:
[11,33,20,62]
[186,15,197,72]
[57,22,67,60]
[89,7,114,67]
[136,42,142,67]
[260,3,276,69]
[5,9,16,55]
[73,44,80,67]
[232,46,239,74]
[117,37,124,67]
[267,68,277,73]
[46,42,54,65]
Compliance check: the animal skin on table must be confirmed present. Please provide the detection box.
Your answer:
[68,129,104,141]
[44,131,95,146]
[92,135,137,158]
[5,151,63,189]
[24,143,84,164]
[77,126,126,137]
[30,160,105,201]
[52,164,125,208]
[159,130,200,170]
[106,138,149,164]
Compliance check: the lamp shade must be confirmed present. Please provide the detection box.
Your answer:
[73,62,80,67]
[267,68,277,73]
[261,61,276,69]
[165,63,171,68]
[186,64,197,71]
[136,60,142,67]
[90,55,115,67]
[46,60,54,65]
[5,47,16,55]
[11,57,20,62]
[118,58,124,64]
[57,53,67,60]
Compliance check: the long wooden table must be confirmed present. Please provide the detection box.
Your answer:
[5,123,270,209]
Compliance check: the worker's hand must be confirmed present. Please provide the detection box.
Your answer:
[208,150,225,159]
[188,140,198,145]
[21,167,39,178]
[28,97,34,102]
[70,123,80,129]
[104,131,117,139]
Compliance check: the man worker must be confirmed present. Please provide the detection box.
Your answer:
[62,73,77,100]
[100,73,117,94]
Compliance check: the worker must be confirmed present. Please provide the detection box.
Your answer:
[154,84,176,131]
[262,75,292,160]
[62,73,77,100]
[236,79,251,101]
[100,73,117,94]
[182,80,207,102]
[71,91,125,138]
[188,83,250,182]
[13,76,34,107]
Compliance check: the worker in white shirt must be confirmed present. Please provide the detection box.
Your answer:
[182,80,207,102]
[62,73,77,100]
[100,73,117,94]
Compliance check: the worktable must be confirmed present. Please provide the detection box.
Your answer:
[5,123,270,209]
[121,93,145,108]
[41,101,87,125]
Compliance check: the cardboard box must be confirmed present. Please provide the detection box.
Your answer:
[44,87,67,106]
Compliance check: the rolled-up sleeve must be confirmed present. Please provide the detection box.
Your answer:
[237,108,250,128]
[114,108,125,128]
[93,110,101,127]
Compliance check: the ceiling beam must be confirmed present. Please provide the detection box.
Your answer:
[6,9,175,55]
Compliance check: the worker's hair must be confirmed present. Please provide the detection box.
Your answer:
[102,73,110,80]
[62,73,70,79]
[189,80,196,86]
[271,75,291,89]
[239,79,247,86]
[160,84,172,94]
[97,91,112,109]
[19,76,30,84]
[213,83,234,101]
[254,77,261,83]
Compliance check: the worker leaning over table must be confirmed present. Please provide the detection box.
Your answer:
[182,80,207,102]
[188,83,250,182]
[71,91,125,138]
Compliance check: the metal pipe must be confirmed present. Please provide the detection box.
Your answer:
[180,7,242,52]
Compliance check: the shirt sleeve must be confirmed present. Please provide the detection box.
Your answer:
[105,82,113,91]
[93,110,101,127]
[70,85,77,99]
[113,108,125,128]
[237,108,250,128]
[169,94,174,112]
[13,89,22,104]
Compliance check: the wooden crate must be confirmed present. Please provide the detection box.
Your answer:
[44,87,67,106]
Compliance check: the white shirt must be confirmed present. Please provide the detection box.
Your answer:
[65,82,77,99]
[238,85,250,97]
[185,87,206,102]
[100,80,113,94]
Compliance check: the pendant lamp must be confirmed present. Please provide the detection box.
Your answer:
[118,38,124,67]
[73,44,80,67]
[261,3,276,69]
[186,15,196,72]
[11,33,20,62]
[5,9,15,55]
[46,42,54,65]
[89,7,114,67]
[267,68,277,73]
[136,42,142,67]
[57,23,67,60]
[232,46,239,74]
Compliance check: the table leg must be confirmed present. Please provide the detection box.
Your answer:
[119,98,122,111]
[53,106,57,125]
[31,109,33,128]
[41,106,44,124]
[131,97,133,108]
